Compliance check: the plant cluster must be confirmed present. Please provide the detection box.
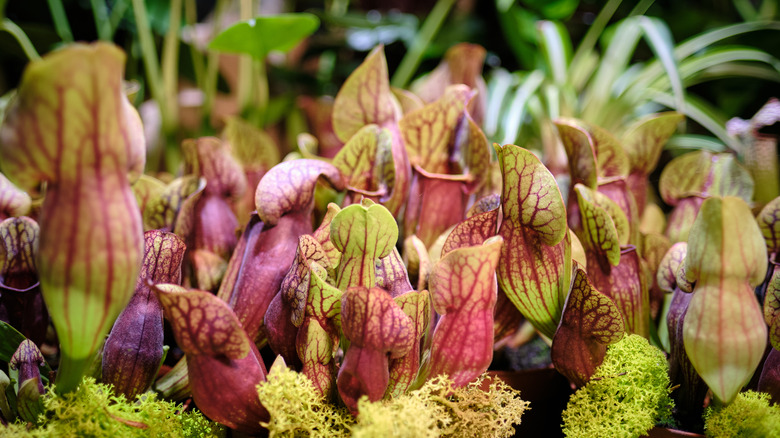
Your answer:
[0,1,779,437]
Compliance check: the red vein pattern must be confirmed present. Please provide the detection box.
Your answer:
[683,196,768,404]
[0,217,46,345]
[154,284,269,433]
[429,237,502,387]
[586,245,649,337]
[103,230,185,399]
[496,144,570,339]
[551,266,625,387]
[0,173,31,219]
[338,286,414,414]
[255,159,345,226]
[0,43,145,393]
[387,289,430,397]
[332,46,402,143]
[330,202,398,290]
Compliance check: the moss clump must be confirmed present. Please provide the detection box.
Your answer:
[0,377,223,438]
[561,334,674,438]
[255,366,528,438]
[704,390,780,437]
[353,374,529,438]
[256,364,354,437]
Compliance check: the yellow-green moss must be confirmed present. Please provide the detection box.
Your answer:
[0,377,222,438]
[256,364,354,437]
[256,366,529,438]
[561,334,674,438]
[352,374,529,438]
[704,390,780,437]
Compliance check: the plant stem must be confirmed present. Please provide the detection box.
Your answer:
[45,0,73,42]
[89,0,111,40]
[254,58,268,125]
[203,0,230,118]
[391,0,457,89]
[162,0,182,130]
[0,19,40,61]
[237,0,254,114]
[131,0,166,129]
[329,0,350,16]
[628,0,655,16]
[184,0,205,89]
[108,0,131,40]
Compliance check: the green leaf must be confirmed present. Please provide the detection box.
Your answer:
[684,196,768,404]
[332,124,394,200]
[332,46,401,143]
[401,85,473,175]
[330,200,398,290]
[485,69,515,138]
[636,17,684,115]
[537,20,571,85]
[496,144,571,338]
[664,135,727,153]
[574,184,624,267]
[649,91,742,151]
[622,112,684,174]
[658,151,754,206]
[555,118,597,188]
[16,377,44,423]
[581,17,642,118]
[208,13,319,59]
[500,70,545,146]
[0,320,26,363]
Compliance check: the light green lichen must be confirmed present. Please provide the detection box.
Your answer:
[561,334,674,438]
[256,362,354,437]
[0,377,222,438]
[704,390,780,437]
[353,374,529,438]
[256,365,529,438]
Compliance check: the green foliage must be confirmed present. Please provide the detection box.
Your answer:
[256,363,354,437]
[208,13,320,60]
[561,334,674,438]
[704,391,780,438]
[0,377,223,438]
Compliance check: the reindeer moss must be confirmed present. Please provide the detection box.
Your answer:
[0,377,222,438]
[256,368,528,438]
[561,334,674,438]
[256,364,354,437]
[704,390,780,437]
[353,374,529,438]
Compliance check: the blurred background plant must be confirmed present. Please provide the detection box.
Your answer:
[1,0,778,174]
